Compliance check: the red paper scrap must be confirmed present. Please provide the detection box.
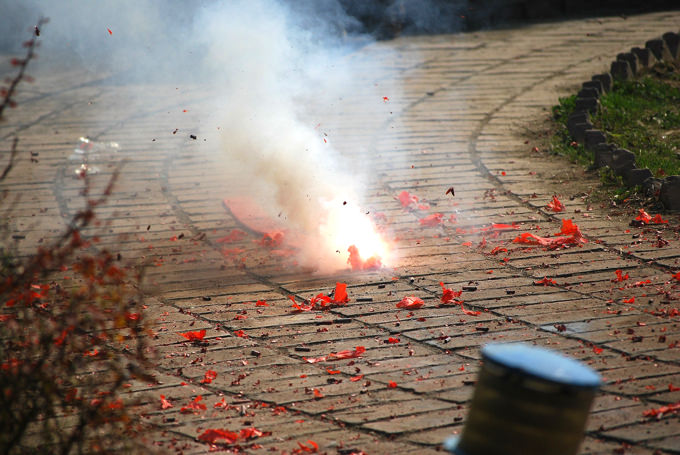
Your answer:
[613,270,629,282]
[200,370,218,384]
[160,394,173,409]
[642,401,680,418]
[180,329,206,342]
[397,296,425,309]
[534,277,557,286]
[296,440,319,453]
[303,346,366,363]
[491,223,520,230]
[180,395,207,414]
[439,282,462,304]
[546,195,565,212]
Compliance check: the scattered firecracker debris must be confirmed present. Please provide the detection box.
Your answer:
[197,427,269,445]
[200,370,218,384]
[216,229,247,243]
[397,296,425,309]
[303,346,366,363]
[534,277,557,286]
[396,190,420,209]
[440,282,463,304]
[642,401,680,418]
[387,337,400,344]
[295,440,319,453]
[633,209,668,225]
[546,195,565,212]
[420,213,444,226]
[491,223,520,230]
[160,395,173,410]
[290,283,350,313]
[613,270,630,282]
[257,231,284,248]
[513,220,586,250]
[461,305,481,316]
[488,246,508,255]
[623,297,635,304]
[180,329,206,342]
[446,187,455,196]
[180,395,207,414]
[388,381,397,388]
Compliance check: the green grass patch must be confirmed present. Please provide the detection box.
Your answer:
[552,62,680,178]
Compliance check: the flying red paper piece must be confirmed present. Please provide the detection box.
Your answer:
[388,381,397,388]
[107,28,113,35]
[546,195,565,212]
[397,296,425,309]
[439,282,463,304]
[303,346,366,363]
[180,329,206,341]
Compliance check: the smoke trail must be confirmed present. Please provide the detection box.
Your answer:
[1,0,467,273]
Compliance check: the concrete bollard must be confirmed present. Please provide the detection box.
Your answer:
[444,344,601,455]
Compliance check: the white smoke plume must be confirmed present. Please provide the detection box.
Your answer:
[1,0,404,272]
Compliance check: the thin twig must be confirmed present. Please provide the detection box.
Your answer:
[0,18,47,120]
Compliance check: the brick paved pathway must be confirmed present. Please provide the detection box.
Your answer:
[2,10,680,455]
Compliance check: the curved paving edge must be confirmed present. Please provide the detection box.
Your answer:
[567,30,680,210]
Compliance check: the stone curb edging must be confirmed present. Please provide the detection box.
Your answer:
[566,30,680,211]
